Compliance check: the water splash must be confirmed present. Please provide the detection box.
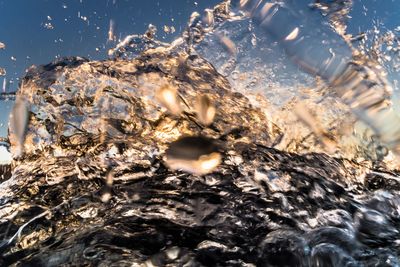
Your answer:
[1,0,400,266]
[172,0,400,166]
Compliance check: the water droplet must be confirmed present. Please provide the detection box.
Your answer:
[9,96,30,157]
[44,22,54,30]
[165,136,221,175]
[230,70,240,81]
[285,27,299,41]
[195,94,216,126]
[251,34,257,46]
[108,19,116,42]
[155,84,182,116]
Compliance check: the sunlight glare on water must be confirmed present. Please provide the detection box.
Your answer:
[0,146,11,165]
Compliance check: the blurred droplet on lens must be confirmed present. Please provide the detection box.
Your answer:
[217,34,237,56]
[285,27,299,41]
[155,84,182,116]
[203,9,214,26]
[195,94,216,126]
[9,96,30,157]
[165,136,221,175]
[100,191,112,203]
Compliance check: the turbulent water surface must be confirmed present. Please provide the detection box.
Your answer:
[1,0,400,266]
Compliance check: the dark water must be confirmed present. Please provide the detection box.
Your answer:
[1,0,400,266]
